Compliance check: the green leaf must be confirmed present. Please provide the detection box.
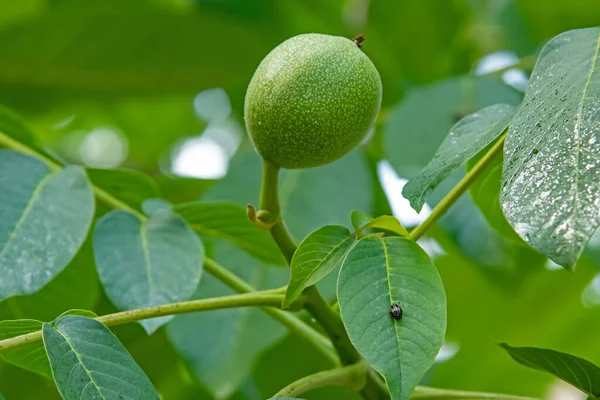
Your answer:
[0,309,97,379]
[0,319,49,378]
[174,201,285,266]
[283,225,354,309]
[204,146,372,300]
[501,27,600,269]
[86,167,158,211]
[154,175,215,204]
[338,236,446,400]
[0,150,94,300]
[351,211,410,238]
[0,4,277,103]
[500,343,600,398]
[403,104,516,212]
[167,240,288,399]
[0,236,101,322]
[93,209,204,333]
[350,210,374,231]
[384,75,522,178]
[53,309,97,320]
[142,198,173,216]
[42,316,159,400]
[468,147,523,243]
[0,105,62,163]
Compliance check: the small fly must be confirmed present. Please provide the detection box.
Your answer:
[389,303,403,320]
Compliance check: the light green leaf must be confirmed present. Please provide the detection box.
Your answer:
[501,27,600,269]
[283,225,354,309]
[86,167,158,211]
[0,319,49,378]
[385,75,522,178]
[350,211,409,237]
[142,198,173,216]
[43,316,159,400]
[93,209,204,333]
[350,210,374,231]
[53,309,97,320]
[0,105,62,163]
[500,343,600,398]
[174,201,285,266]
[0,309,97,379]
[403,104,516,212]
[0,237,101,322]
[167,240,288,399]
[338,236,446,400]
[0,150,94,300]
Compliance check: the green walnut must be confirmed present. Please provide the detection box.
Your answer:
[244,33,382,169]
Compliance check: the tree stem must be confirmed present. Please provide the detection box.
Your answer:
[0,292,286,353]
[412,385,538,400]
[258,159,389,400]
[273,361,368,398]
[0,130,338,366]
[259,159,281,216]
[408,132,506,241]
[204,258,338,365]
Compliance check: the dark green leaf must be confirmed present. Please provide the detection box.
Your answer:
[338,236,446,400]
[403,104,515,212]
[501,27,600,269]
[93,209,204,333]
[0,4,277,104]
[174,201,285,266]
[363,0,469,105]
[500,343,600,398]
[43,316,159,400]
[283,225,354,309]
[0,150,94,300]
[167,240,288,398]
[86,167,158,211]
[155,175,215,204]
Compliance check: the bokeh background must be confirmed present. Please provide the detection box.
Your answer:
[1,0,600,399]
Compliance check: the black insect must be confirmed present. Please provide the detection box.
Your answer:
[389,303,403,320]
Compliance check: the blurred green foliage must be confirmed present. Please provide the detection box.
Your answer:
[0,0,599,399]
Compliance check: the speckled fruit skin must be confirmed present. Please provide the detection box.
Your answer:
[244,33,382,169]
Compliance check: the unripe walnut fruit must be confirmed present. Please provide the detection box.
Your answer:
[244,33,382,169]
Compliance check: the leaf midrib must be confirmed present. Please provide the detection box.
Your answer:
[380,237,404,396]
[50,324,107,400]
